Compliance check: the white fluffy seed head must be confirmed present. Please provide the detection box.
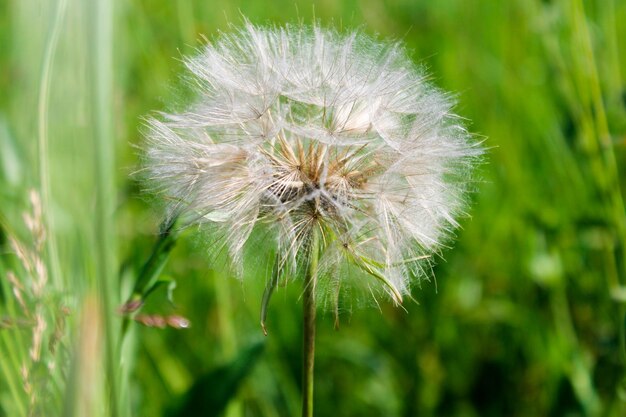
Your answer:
[143,23,482,308]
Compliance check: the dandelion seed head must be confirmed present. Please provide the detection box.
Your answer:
[144,23,482,307]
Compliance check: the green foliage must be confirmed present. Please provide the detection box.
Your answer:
[1,0,625,416]
[165,341,265,417]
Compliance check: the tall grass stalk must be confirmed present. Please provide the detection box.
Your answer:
[88,0,120,415]
[36,0,65,291]
[570,0,626,366]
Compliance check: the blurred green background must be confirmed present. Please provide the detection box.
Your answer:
[1,0,626,416]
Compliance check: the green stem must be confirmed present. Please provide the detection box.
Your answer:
[37,0,66,291]
[121,217,178,338]
[302,228,319,417]
[89,0,118,414]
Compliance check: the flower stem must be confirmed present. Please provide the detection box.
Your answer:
[302,228,319,417]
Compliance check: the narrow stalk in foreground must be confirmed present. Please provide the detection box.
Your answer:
[302,227,319,417]
[89,0,118,414]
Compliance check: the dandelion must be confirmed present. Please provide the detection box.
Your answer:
[143,23,481,417]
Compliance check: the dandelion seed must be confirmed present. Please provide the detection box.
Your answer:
[144,23,481,311]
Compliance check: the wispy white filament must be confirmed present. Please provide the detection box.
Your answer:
[143,23,481,308]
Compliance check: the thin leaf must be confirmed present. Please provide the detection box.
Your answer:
[164,341,265,417]
[260,257,280,336]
